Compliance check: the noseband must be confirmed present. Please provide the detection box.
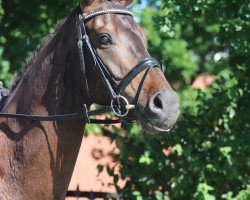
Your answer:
[0,7,162,124]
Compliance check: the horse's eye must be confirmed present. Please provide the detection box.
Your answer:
[98,34,112,45]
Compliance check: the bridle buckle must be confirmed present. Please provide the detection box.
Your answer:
[111,95,134,117]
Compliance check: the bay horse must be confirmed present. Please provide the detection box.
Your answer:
[0,0,179,199]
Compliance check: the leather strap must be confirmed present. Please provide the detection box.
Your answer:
[116,58,159,94]
[77,19,92,101]
[82,9,133,22]
[0,105,120,124]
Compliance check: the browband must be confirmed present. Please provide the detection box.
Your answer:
[82,9,133,22]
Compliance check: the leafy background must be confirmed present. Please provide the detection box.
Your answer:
[0,0,249,199]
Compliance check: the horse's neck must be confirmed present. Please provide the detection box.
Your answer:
[0,8,86,200]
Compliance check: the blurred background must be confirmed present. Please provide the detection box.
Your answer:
[0,0,249,199]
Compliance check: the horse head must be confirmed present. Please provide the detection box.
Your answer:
[78,0,179,133]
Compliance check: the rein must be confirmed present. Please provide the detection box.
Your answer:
[0,7,161,124]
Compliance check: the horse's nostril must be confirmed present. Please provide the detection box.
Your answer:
[153,95,163,110]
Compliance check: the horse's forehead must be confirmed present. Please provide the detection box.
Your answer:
[88,14,143,36]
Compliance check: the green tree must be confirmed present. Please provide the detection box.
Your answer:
[105,0,250,199]
[0,0,77,73]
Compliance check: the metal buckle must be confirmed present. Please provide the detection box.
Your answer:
[111,95,135,117]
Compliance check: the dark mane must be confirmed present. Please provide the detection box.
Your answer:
[10,18,67,92]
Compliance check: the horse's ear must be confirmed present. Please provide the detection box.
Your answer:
[116,0,133,7]
[80,0,133,10]
[80,0,92,9]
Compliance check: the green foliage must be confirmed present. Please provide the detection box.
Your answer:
[103,0,250,199]
[0,47,12,87]
[85,124,102,135]
[0,0,78,72]
[0,0,249,199]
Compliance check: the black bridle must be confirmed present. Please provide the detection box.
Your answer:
[0,8,161,124]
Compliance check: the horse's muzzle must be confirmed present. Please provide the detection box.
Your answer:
[140,89,180,133]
